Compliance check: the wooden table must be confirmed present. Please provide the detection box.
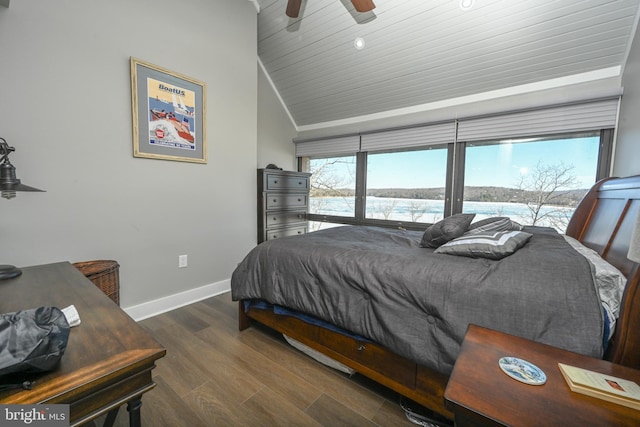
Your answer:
[444,324,640,426]
[0,262,166,426]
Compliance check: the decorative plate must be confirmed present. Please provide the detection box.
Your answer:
[498,356,547,385]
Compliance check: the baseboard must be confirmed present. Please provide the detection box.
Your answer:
[123,278,231,321]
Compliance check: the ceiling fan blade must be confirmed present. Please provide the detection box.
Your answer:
[286,0,302,18]
[351,0,376,13]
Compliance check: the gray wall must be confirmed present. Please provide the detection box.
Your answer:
[257,65,297,171]
[0,0,258,315]
[615,25,640,177]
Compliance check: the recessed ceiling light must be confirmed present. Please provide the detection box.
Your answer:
[354,37,365,50]
[459,0,475,10]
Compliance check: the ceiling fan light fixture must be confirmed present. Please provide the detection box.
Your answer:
[459,0,475,10]
[351,0,376,13]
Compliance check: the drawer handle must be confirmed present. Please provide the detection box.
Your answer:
[274,180,278,184]
[273,217,277,221]
[273,235,278,239]
[297,214,303,219]
[298,198,302,202]
[273,199,277,202]
[357,344,366,351]
[297,231,302,234]
[298,181,302,185]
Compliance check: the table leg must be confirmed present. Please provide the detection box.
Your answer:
[103,408,119,427]
[127,397,143,427]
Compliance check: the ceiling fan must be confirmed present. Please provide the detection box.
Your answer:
[286,0,376,18]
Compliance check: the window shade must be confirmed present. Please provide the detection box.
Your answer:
[457,99,619,142]
[360,122,456,152]
[294,135,360,157]
[294,98,618,157]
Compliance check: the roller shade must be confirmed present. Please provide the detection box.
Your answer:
[294,135,360,157]
[295,98,618,157]
[360,122,456,152]
[457,99,619,142]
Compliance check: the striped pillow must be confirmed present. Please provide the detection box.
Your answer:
[467,217,523,234]
[434,230,532,260]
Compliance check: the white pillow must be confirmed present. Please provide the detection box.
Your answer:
[563,235,627,318]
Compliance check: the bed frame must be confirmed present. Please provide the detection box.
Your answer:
[237,175,640,420]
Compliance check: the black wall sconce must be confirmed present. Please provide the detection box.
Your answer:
[0,137,45,279]
[0,137,44,200]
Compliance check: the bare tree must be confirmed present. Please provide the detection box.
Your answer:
[378,199,398,219]
[310,158,354,196]
[309,157,356,210]
[408,200,428,222]
[491,205,506,217]
[516,161,579,229]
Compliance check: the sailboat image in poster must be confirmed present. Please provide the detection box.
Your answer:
[172,93,194,117]
[147,78,196,150]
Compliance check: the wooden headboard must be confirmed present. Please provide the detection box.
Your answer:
[566,174,640,369]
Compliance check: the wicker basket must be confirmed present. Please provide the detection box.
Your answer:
[73,260,120,305]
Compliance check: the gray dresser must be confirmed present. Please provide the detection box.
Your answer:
[258,168,312,243]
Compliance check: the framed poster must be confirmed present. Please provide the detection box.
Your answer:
[130,57,206,163]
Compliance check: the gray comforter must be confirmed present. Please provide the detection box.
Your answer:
[231,225,604,375]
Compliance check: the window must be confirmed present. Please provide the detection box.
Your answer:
[308,155,357,230]
[461,134,601,232]
[298,100,616,231]
[366,147,448,224]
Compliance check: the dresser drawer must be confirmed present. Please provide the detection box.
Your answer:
[266,211,307,228]
[265,174,310,191]
[266,226,307,240]
[258,169,311,244]
[266,194,308,210]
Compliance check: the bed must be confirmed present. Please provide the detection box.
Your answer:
[231,175,640,420]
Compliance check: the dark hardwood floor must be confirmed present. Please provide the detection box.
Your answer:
[98,292,416,426]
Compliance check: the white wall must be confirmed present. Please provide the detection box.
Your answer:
[615,25,640,178]
[257,64,297,171]
[0,0,258,315]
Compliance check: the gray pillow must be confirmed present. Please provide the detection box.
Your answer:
[467,217,523,234]
[420,213,476,248]
[434,230,533,259]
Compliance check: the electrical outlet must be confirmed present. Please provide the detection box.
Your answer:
[178,254,188,268]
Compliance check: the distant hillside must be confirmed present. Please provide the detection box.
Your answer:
[311,186,588,207]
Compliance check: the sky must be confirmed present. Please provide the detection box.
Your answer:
[365,136,600,189]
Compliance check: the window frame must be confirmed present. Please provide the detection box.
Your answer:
[301,128,614,230]
[452,131,611,217]
[305,146,455,231]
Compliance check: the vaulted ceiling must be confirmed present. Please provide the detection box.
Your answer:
[256,0,640,131]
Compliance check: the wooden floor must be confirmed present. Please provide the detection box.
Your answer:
[98,292,418,426]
